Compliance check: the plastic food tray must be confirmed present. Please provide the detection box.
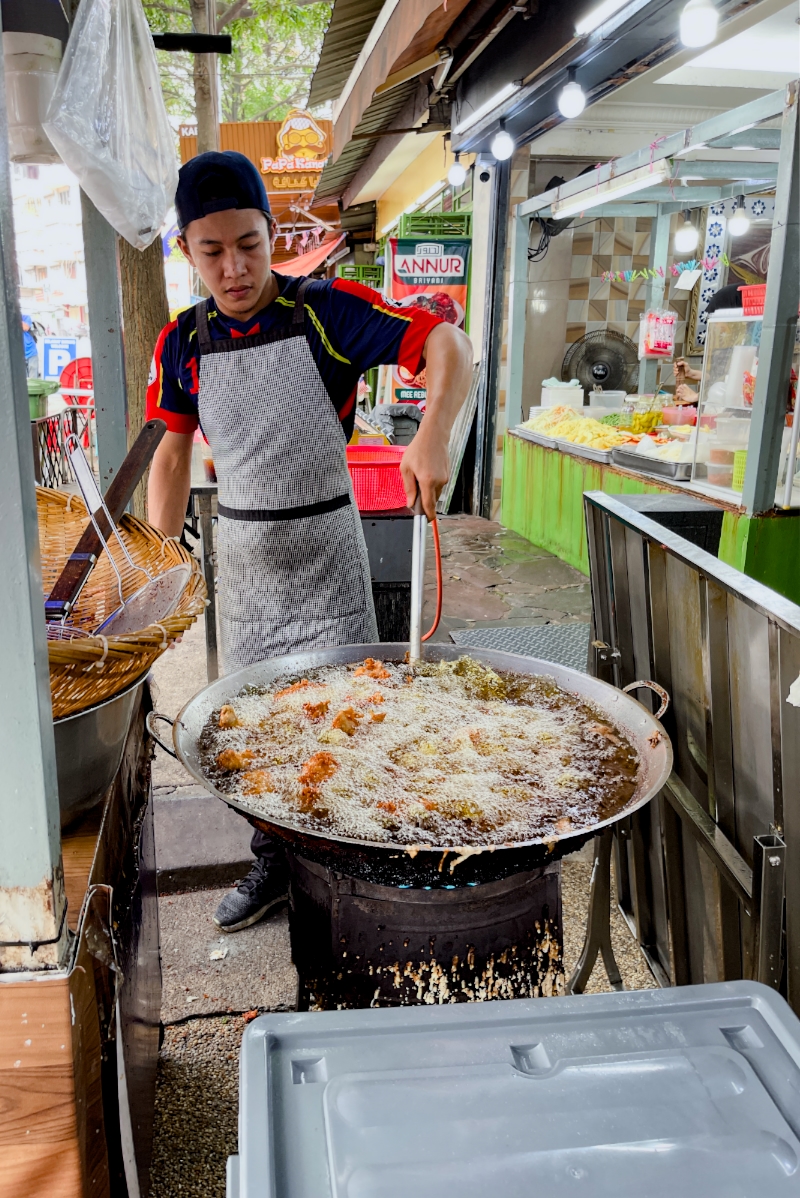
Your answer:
[612,446,693,479]
[513,425,558,449]
[554,437,615,464]
[227,982,800,1198]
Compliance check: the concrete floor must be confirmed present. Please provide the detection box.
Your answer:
[148,515,653,1198]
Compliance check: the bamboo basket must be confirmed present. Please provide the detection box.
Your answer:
[39,487,207,718]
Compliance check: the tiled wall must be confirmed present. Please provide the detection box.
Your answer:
[565,215,689,365]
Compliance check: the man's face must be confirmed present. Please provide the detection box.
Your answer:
[178,208,276,318]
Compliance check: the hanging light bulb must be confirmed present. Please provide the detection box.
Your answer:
[727,195,750,237]
[448,153,467,188]
[558,67,586,119]
[679,0,718,48]
[674,211,699,253]
[490,123,515,162]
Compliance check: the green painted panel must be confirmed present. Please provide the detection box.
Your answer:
[501,434,800,603]
[501,435,666,575]
[741,513,800,601]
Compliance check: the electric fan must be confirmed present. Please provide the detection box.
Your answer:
[561,329,639,394]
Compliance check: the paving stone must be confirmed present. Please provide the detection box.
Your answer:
[160,888,296,1023]
[531,587,593,613]
[155,794,255,894]
[504,558,586,587]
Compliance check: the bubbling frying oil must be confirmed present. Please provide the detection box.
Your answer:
[198,657,639,847]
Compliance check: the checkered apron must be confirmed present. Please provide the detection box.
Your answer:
[196,282,378,673]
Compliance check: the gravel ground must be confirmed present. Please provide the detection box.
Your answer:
[561,858,656,993]
[150,1016,241,1198]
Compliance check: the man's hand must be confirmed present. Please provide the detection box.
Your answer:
[399,323,473,519]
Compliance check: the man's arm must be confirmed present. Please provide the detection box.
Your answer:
[400,323,473,519]
[148,430,194,537]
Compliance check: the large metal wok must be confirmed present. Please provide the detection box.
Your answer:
[149,643,672,886]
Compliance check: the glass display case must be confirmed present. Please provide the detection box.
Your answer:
[690,310,759,496]
[689,311,799,505]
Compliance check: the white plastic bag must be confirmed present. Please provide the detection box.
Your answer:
[44,0,177,249]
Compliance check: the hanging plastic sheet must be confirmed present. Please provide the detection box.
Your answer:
[44,0,177,249]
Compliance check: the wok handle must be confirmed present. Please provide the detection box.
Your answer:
[622,680,670,721]
[146,710,177,758]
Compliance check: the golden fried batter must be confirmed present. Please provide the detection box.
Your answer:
[275,679,316,699]
[332,706,362,735]
[354,658,390,679]
[302,700,330,722]
[217,748,255,771]
[242,769,276,795]
[298,751,339,786]
[218,704,238,729]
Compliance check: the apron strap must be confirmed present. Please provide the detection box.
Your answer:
[195,298,212,356]
[293,278,313,328]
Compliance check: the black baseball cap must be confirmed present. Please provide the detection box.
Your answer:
[176,150,271,232]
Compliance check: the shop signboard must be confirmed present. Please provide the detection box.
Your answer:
[388,236,471,403]
[43,336,76,379]
[178,112,339,264]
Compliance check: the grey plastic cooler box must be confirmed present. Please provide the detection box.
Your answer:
[227,981,800,1197]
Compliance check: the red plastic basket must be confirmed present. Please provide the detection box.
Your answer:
[738,284,767,316]
[346,445,407,511]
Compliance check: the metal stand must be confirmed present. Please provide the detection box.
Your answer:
[566,828,624,994]
[190,484,219,682]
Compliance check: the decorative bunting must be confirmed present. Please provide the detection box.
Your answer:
[601,253,729,283]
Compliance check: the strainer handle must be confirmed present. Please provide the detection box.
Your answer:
[146,710,177,758]
[622,680,670,720]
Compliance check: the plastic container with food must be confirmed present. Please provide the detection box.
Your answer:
[706,462,734,487]
[541,386,584,409]
[715,415,751,448]
[661,405,697,426]
[589,390,627,409]
[709,447,735,466]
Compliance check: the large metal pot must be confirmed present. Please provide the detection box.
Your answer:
[150,644,672,886]
[55,673,146,827]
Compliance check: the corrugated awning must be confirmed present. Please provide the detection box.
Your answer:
[272,233,346,277]
[308,0,386,107]
[314,77,424,202]
[332,0,444,162]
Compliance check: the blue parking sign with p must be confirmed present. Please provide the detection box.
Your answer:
[43,337,77,379]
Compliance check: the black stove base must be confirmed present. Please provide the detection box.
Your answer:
[288,854,563,1010]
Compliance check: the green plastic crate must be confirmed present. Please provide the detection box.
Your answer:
[336,263,384,288]
[397,211,472,238]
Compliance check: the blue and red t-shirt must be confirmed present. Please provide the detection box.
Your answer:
[145,274,443,440]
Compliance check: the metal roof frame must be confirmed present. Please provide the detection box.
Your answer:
[451,0,772,155]
[518,89,787,219]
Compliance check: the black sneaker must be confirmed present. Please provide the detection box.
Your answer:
[213,858,288,933]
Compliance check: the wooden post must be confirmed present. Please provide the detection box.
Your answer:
[118,238,171,519]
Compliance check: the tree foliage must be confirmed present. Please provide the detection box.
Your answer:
[144,1,331,124]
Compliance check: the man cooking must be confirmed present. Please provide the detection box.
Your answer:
[146,151,473,932]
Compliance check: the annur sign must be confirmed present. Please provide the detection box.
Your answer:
[393,242,468,286]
